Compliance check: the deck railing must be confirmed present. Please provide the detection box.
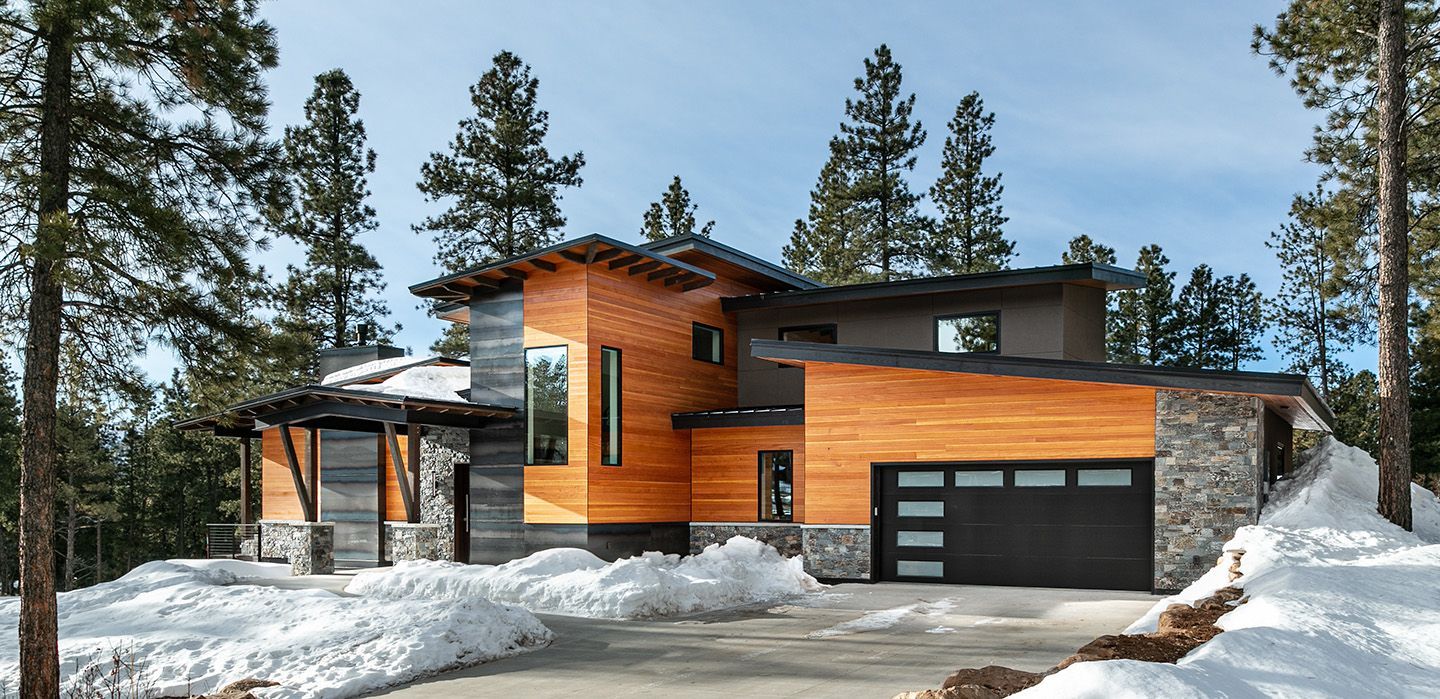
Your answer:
[205,523,261,560]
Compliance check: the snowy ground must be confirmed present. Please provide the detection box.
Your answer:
[0,559,552,699]
[1017,437,1440,698]
[347,535,824,619]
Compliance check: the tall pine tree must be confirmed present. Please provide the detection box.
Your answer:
[927,92,1012,275]
[1217,273,1267,370]
[1173,265,1226,368]
[640,175,714,241]
[783,147,871,284]
[0,3,284,691]
[1108,245,1177,365]
[1061,234,1117,265]
[0,358,19,597]
[415,50,583,356]
[273,69,393,376]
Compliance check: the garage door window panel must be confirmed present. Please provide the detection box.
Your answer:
[898,471,945,487]
[954,470,1003,487]
[897,530,944,547]
[897,501,944,517]
[1014,469,1066,487]
[1078,468,1133,486]
[896,560,945,578]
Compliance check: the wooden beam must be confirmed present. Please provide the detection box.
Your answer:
[408,423,422,524]
[582,242,601,264]
[239,437,252,525]
[306,428,319,521]
[628,260,663,276]
[500,267,527,280]
[607,253,643,270]
[648,267,684,282]
[681,277,714,292]
[278,428,316,522]
[664,271,698,287]
[590,247,624,263]
[558,249,587,263]
[528,257,557,272]
[384,422,418,522]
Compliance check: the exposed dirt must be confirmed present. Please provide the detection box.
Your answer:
[893,582,1247,699]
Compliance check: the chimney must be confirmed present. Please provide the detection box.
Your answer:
[318,344,405,381]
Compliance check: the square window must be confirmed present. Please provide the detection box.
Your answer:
[692,323,723,364]
[936,313,999,354]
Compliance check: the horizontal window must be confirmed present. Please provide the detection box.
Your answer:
[898,471,945,487]
[1078,468,1133,486]
[897,501,944,517]
[896,560,944,578]
[954,470,1004,487]
[779,324,836,344]
[1014,469,1066,487]
[936,312,999,354]
[897,531,944,548]
[692,323,723,364]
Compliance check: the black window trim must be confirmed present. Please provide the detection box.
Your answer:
[600,345,622,467]
[757,449,795,523]
[524,344,569,466]
[777,324,837,370]
[933,310,1001,354]
[692,322,725,365]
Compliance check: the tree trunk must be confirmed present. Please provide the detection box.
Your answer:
[19,11,74,697]
[1376,0,1413,530]
[62,493,75,593]
[94,521,101,586]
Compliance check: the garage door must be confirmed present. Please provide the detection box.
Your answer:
[876,461,1152,590]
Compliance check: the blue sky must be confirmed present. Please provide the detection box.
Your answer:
[145,1,1359,378]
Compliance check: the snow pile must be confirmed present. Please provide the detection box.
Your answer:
[348,535,824,619]
[0,559,551,699]
[320,355,430,385]
[1017,437,1440,699]
[342,365,469,402]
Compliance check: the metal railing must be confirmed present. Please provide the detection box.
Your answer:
[206,523,261,560]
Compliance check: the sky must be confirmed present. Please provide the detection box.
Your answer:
[143,0,1357,379]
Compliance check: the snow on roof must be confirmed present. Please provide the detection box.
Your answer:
[321,355,435,386]
[341,365,470,403]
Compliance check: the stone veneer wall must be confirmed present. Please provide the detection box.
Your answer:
[1153,390,1263,591]
[802,526,871,580]
[690,524,802,557]
[419,426,467,562]
[385,523,442,562]
[259,520,334,575]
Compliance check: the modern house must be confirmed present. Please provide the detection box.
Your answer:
[180,233,1331,593]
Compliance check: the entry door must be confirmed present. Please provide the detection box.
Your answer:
[876,461,1152,590]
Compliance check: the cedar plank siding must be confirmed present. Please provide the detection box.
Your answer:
[802,362,1158,524]
[690,424,806,523]
[379,433,409,522]
[260,427,311,520]
[521,262,590,523]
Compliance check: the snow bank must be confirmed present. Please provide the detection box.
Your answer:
[348,535,823,619]
[320,355,429,385]
[342,365,469,402]
[1017,438,1440,698]
[0,559,551,699]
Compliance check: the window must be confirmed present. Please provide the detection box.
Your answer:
[692,323,723,364]
[936,312,999,354]
[898,471,945,487]
[525,346,568,465]
[897,501,944,517]
[600,347,621,466]
[779,324,837,344]
[1014,469,1066,487]
[758,451,794,522]
[954,470,1004,487]
[896,560,944,578]
[897,531,944,548]
[1078,468,1132,486]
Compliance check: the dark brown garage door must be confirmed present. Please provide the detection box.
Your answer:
[875,461,1152,591]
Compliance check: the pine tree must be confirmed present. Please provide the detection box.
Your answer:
[927,92,1012,275]
[640,175,714,241]
[1173,265,1225,368]
[1061,235,1117,265]
[1268,189,1363,398]
[1217,273,1267,370]
[783,147,872,284]
[273,69,393,375]
[415,50,583,356]
[0,358,20,597]
[0,3,284,690]
[1108,245,1178,365]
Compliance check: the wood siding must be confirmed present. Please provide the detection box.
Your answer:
[380,433,409,522]
[691,424,806,523]
[522,263,590,523]
[803,362,1158,524]
[260,427,312,520]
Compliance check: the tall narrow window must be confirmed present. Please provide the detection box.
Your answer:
[759,450,794,522]
[525,346,568,465]
[692,322,723,364]
[600,346,621,466]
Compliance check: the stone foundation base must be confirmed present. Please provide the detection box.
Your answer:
[802,526,870,580]
[690,523,802,557]
[259,520,334,576]
[386,522,443,562]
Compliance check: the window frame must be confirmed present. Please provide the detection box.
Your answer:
[933,311,1001,354]
[600,346,621,467]
[757,450,795,523]
[524,344,569,466]
[778,323,838,345]
[691,322,725,365]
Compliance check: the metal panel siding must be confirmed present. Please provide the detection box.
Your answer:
[318,430,380,563]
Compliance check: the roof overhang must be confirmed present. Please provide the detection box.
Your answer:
[409,233,718,304]
[671,405,804,429]
[642,234,824,291]
[324,356,469,386]
[751,340,1334,432]
[175,385,515,437]
[722,263,1146,312]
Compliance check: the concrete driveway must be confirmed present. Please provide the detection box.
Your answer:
[364,583,1155,698]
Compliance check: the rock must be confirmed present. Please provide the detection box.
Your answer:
[196,678,279,699]
[939,665,1045,697]
[1055,632,1196,669]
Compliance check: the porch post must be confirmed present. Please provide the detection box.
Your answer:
[239,436,252,525]
[408,423,422,524]
[306,428,319,522]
